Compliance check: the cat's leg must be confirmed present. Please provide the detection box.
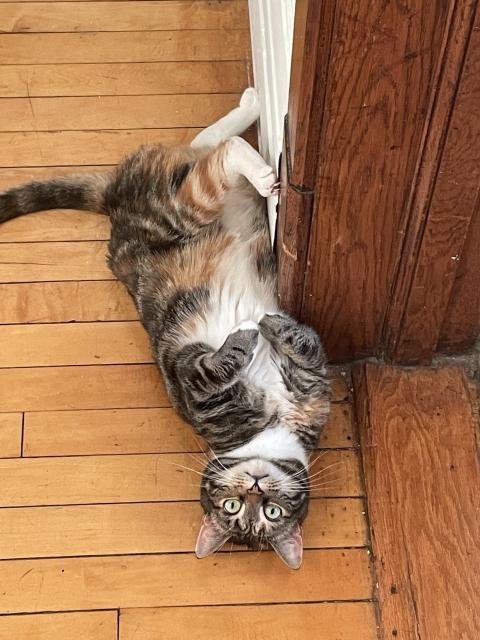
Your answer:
[177,323,259,393]
[191,88,260,149]
[259,313,328,379]
[177,137,278,225]
[259,313,330,446]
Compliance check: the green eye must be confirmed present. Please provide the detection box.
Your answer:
[223,498,242,515]
[264,504,283,521]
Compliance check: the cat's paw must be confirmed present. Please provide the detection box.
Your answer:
[239,88,260,118]
[250,165,278,198]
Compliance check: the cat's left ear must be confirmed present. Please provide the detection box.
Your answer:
[271,524,303,569]
[195,515,230,559]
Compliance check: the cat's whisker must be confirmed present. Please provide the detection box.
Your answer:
[307,450,330,468]
[167,462,207,478]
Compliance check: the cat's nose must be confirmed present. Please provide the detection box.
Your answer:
[247,473,268,481]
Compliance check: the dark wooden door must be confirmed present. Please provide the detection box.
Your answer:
[278,0,480,364]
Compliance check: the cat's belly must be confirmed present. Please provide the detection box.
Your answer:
[189,241,278,351]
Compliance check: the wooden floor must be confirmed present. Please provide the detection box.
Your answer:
[0,2,377,639]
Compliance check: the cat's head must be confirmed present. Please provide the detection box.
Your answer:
[196,456,309,569]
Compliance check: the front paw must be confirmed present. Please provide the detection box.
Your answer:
[223,323,259,366]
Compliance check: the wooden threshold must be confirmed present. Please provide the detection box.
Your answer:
[353,363,480,639]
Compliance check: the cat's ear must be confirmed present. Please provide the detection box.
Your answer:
[271,525,303,569]
[195,516,230,559]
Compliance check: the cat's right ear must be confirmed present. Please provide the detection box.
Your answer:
[195,515,230,558]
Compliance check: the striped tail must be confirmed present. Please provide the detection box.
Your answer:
[0,172,111,224]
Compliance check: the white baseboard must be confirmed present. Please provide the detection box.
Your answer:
[248,0,296,240]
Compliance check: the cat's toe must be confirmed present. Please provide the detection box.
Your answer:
[239,87,260,116]
[252,166,277,198]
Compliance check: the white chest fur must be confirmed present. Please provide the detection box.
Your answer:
[224,425,307,466]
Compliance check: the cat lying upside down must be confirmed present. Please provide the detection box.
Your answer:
[0,89,330,569]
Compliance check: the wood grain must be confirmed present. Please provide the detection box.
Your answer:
[0,321,152,367]
[0,211,110,242]
[0,549,372,614]
[0,241,111,282]
[0,611,117,640]
[23,401,355,457]
[0,1,247,33]
[120,603,377,640]
[0,450,362,507]
[0,166,113,187]
[353,363,480,639]
[297,1,452,361]
[0,414,23,459]
[0,364,168,412]
[0,281,137,323]
[439,202,480,352]
[0,94,239,132]
[0,498,367,559]
[383,3,480,363]
[0,30,249,64]
[0,61,246,98]
[0,131,203,166]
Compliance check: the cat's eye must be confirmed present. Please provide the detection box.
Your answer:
[223,498,242,515]
[263,504,283,521]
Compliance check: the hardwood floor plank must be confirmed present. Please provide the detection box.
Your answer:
[0,281,137,323]
[0,549,373,614]
[0,31,249,64]
[0,321,152,367]
[0,450,362,507]
[0,241,111,282]
[0,167,113,186]
[0,498,367,559]
[0,364,167,412]
[0,211,110,242]
[0,1,247,33]
[0,94,239,132]
[23,401,354,456]
[0,60,246,98]
[0,131,202,166]
[353,364,480,640]
[0,413,23,458]
[0,610,118,640]
[119,603,378,640]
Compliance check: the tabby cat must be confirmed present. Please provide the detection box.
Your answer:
[0,89,330,569]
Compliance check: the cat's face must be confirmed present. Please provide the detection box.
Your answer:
[196,456,309,569]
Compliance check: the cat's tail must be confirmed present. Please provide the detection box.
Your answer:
[0,172,111,224]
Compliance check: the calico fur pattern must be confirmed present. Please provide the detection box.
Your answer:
[0,91,330,569]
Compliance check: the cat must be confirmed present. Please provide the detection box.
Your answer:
[0,89,330,569]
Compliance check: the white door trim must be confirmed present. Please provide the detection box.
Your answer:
[248,0,296,241]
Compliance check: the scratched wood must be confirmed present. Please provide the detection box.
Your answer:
[354,363,480,639]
